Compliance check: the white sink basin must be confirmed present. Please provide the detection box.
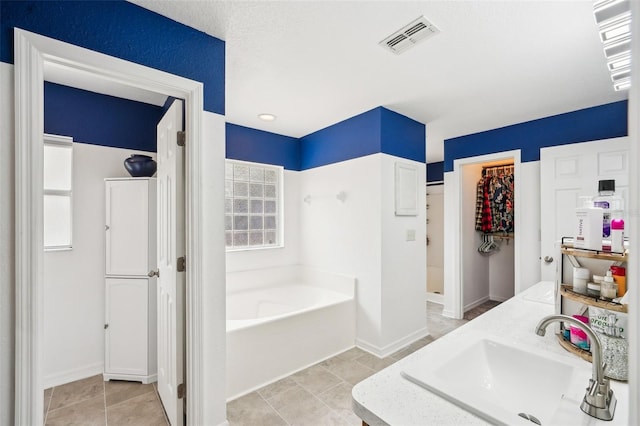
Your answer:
[401,335,592,425]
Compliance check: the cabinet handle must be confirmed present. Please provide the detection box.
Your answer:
[148,270,160,277]
[105,225,110,231]
[543,256,554,264]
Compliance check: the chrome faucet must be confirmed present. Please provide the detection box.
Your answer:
[535,314,616,421]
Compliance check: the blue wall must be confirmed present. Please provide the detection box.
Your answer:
[427,161,444,183]
[44,82,164,152]
[226,124,300,171]
[443,100,628,172]
[1,0,225,114]
[300,107,425,170]
[380,108,426,164]
[300,108,382,170]
[227,107,425,172]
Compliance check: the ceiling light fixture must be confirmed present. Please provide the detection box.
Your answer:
[607,53,631,71]
[593,0,632,91]
[258,113,276,122]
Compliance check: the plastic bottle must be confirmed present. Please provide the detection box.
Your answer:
[611,217,625,253]
[601,271,617,299]
[610,266,626,297]
[593,180,623,238]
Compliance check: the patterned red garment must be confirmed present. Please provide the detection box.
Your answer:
[475,177,485,231]
[481,176,493,232]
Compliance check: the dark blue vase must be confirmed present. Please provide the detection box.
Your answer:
[124,154,157,177]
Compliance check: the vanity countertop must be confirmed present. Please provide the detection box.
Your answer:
[351,281,629,425]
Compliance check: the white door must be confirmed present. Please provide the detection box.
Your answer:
[156,99,185,425]
[540,137,629,281]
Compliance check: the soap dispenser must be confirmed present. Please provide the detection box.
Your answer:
[601,271,617,299]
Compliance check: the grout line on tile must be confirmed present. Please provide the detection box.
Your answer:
[316,380,346,398]
[260,391,292,426]
[309,387,348,424]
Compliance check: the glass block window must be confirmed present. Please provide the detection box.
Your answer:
[225,160,283,250]
[43,134,73,250]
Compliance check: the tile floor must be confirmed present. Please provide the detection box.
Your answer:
[43,375,168,426]
[43,300,500,426]
[226,300,501,426]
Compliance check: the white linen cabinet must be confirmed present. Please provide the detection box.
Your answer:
[104,178,157,384]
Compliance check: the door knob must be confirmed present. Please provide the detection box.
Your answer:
[148,269,160,277]
[543,256,554,264]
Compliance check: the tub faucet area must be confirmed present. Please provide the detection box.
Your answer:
[535,314,616,421]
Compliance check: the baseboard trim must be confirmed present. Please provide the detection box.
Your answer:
[226,344,355,402]
[356,326,430,358]
[103,372,158,385]
[43,362,104,389]
[489,295,510,303]
[464,295,490,313]
[425,292,443,304]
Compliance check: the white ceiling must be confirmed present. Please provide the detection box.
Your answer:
[130,0,628,162]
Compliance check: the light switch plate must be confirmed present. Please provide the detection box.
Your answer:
[406,229,416,241]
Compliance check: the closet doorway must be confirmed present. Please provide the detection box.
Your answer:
[445,150,522,319]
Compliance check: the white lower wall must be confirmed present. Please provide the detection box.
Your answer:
[489,243,515,302]
[200,111,228,425]
[225,170,300,273]
[300,154,383,348]
[0,62,15,426]
[43,142,153,387]
[380,155,427,352]
[518,161,541,291]
[299,153,427,355]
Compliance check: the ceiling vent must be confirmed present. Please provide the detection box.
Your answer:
[379,16,440,55]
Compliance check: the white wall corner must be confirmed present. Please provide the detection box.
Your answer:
[0,61,16,426]
[380,155,427,348]
[200,111,228,425]
[442,171,461,319]
[356,326,429,358]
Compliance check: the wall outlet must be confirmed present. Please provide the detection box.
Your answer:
[406,229,416,241]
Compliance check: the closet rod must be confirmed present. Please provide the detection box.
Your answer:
[482,162,514,170]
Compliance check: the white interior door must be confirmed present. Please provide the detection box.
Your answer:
[156,99,185,425]
[540,137,629,281]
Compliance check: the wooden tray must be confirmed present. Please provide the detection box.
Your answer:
[556,333,592,363]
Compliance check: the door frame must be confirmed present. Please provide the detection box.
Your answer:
[443,150,521,319]
[14,28,213,424]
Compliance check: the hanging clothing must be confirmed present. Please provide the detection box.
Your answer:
[475,177,485,230]
[475,167,514,233]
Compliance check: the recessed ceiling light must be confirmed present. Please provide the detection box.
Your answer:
[258,113,276,122]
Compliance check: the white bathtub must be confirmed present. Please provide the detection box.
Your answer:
[226,266,356,400]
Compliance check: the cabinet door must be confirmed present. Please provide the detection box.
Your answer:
[105,278,149,376]
[105,180,150,276]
